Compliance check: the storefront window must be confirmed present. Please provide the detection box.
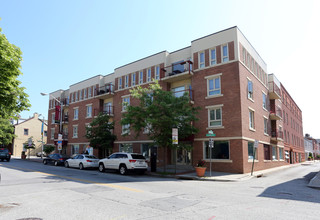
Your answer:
[119,144,133,153]
[204,141,229,159]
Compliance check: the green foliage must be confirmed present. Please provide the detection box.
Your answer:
[0,118,16,145]
[85,113,116,153]
[121,80,199,151]
[43,145,55,155]
[0,26,30,120]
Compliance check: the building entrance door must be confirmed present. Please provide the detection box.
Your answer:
[176,148,191,165]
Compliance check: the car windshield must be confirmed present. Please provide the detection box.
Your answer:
[131,154,145,159]
[86,155,97,159]
[0,148,9,153]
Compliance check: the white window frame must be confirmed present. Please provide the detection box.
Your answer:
[73,107,79,120]
[210,48,216,66]
[222,44,229,63]
[122,123,130,135]
[132,73,136,86]
[147,68,151,82]
[207,105,223,128]
[272,146,278,160]
[155,66,160,80]
[119,78,122,89]
[50,128,55,140]
[125,75,129,88]
[242,47,246,64]
[199,51,205,68]
[262,92,267,109]
[122,96,130,112]
[139,71,143,84]
[248,79,253,100]
[249,108,255,130]
[73,125,78,138]
[86,104,92,118]
[84,88,87,99]
[71,93,74,103]
[206,73,222,97]
[263,116,268,135]
[88,87,92,98]
[79,90,82,100]
[51,113,55,124]
[75,91,78,101]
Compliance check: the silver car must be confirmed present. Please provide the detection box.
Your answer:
[65,154,99,170]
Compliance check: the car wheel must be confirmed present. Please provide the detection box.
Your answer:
[119,165,127,175]
[65,161,69,168]
[79,163,84,170]
[98,163,105,172]
[54,161,58,166]
[6,158,10,162]
[1,159,4,162]
[43,160,47,165]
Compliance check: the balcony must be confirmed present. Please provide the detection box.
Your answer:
[268,81,281,100]
[271,130,283,141]
[94,84,114,99]
[62,115,68,124]
[61,98,69,107]
[94,105,114,117]
[162,60,193,83]
[53,132,68,142]
[172,88,194,103]
[270,105,282,120]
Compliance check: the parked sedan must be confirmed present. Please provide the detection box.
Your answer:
[64,154,99,170]
[0,148,11,162]
[43,154,69,166]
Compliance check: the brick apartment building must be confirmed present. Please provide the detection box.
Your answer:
[46,26,304,174]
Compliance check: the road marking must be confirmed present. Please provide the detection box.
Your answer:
[1,164,143,193]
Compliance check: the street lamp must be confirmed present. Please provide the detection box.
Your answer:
[41,92,63,153]
[38,114,45,159]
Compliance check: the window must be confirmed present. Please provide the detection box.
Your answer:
[248,142,257,160]
[132,73,136,86]
[147,68,151,82]
[242,47,246,64]
[143,122,152,134]
[74,108,79,120]
[72,144,79,154]
[125,75,129,88]
[264,144,271,160]
[122,97,130,111]
[272,146,277,160]
[199,52,205,68]
[249,109,255,129]
[73,125,78,138]
[88,87,92,98]
[50,128,55,140]
[75,91,78,101]
[51,113,55,124]
[79,90,82,100]
[209,107,222,127]
[207,75,221,96]
[210,48,216,65]
[204,141,229,159]
[121,124,130,135]
[104,102,113,114]
[279,148,284,160]
[86,105,92,118]
[71,93,74,103]
[139,71,143,84]
[24,129,29,136]
[141,144,154,160]
[155,66,160,80]
[44,131,47,137]
[248,80,253,99]
[119,144,133,153]
[262,93,267,109]
[172,86,185,98]
[222,44,229,62]
[119,78,122,89]
[264,117,268,134]
[84,88,87,99]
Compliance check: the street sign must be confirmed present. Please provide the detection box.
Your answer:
[172,128,178,145]
[209,138,214,148]
[206,130,216,137]
[58,134,63,141]
[57,143,62,150]
[254,140,259,148]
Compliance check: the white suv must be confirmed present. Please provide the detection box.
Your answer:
[98,152,148,175]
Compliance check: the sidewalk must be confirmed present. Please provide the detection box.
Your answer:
[11,156,320,187]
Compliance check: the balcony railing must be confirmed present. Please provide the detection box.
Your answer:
[271,130,283,140]
[95,84,114,96]
[54,132,68,140]
[268,81,281,99]
[172,88,194,102]
[62,115,68,123]
[162,60,193,80]
[61,98,69,106]
[270,105,282,120]
[94,105,114,117]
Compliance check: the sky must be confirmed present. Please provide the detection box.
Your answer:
[0,0,319,137]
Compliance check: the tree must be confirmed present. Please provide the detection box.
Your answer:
[0,25,30,120]
[0,118,15,146]
[121,81,199,171]
[23,137,36,159]
[85,113,116,157]
[43,144,55,155]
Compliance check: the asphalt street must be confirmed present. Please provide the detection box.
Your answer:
[0,159,320,220]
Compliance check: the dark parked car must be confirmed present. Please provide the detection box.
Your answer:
[0,148,11,162]
[43,153,69,166]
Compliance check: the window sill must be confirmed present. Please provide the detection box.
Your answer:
[207,126,224,130]
[279,159,285,161]
[248,159,259,162]
[263,107,268,112]
[85,116,92,119]
[72,136,78,139]
[204,159,232,163]
[73,119,79,121]
[248,97,254,103]
[121,133,131,136]
[249,128,256,132]
[264,133,269,137]
[205,94,223,99]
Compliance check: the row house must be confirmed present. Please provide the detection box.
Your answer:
[46,26,305,173]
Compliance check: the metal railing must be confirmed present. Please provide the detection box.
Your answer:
[270,105,282,118]
[94,105,114,116]
[95,84,114,96]
[172,88,194,101]
[268,81,281,98]
[162,60,193,78]
[271,130,283,139]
